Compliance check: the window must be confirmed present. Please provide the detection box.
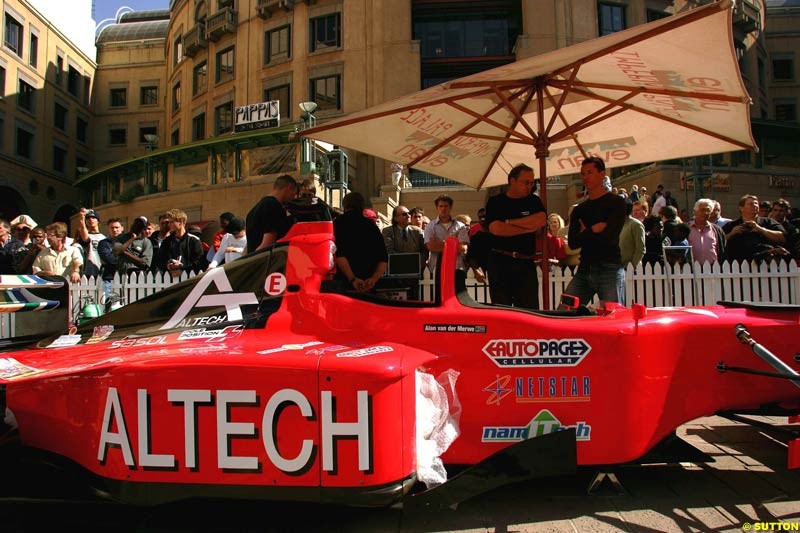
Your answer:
[773,54,794,82]
[171,128,180,146]
[16,126,33,158]
[54,103,68,131]
[414,19,515,58]
[17,79,35,112]
[139,125,157,144]
[265,25,291,64]
[215,101,233,135]
[53,145,66,173]
[172,82,181,112]
[193,61,207,96]
[109,127,127,146]
[110,88,126,107]
[83,75,91,105]
[775,99,797,122]
[174,36,183,65]
[192,113,205,141]
[76,116,88,143]
[215,46,234,83]
[4,14,23,57]
[264,84,290,120]
[598,3,625,36]
[310,74,341,112]
[0,66,5,97]
[67,66,80,97]
[646,9,669,22]
[56,55,63,85]
[140,85,158,105]
[309,13,341,53]
[29,33,37,68]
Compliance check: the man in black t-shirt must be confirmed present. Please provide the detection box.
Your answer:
[245,175,298,254]
[334,192,388,292]
[485,163,547,309]
[564,157,627,306]
[724,195,787,263]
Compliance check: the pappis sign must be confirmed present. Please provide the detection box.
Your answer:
[234,100,280,132]
[482,338,590,367]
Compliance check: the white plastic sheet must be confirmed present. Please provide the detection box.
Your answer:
[415,369,461,488]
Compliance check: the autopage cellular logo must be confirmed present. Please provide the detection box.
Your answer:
[482,338,591,367]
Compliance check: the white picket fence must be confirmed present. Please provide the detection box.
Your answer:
[1,261,798,339]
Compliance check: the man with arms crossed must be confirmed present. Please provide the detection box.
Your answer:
[564,157,627,306]
[485,163,547,309]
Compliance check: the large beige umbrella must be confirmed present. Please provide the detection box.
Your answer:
[305,0,755,307]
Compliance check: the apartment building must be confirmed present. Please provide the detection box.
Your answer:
[0,0,95,226]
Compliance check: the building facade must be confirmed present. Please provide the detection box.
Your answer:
[0,0,95,227]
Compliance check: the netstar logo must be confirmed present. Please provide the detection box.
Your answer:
[482,339,590,367]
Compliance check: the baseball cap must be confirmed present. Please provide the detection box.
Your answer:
[363,209,379,222]
[85,209,100,220]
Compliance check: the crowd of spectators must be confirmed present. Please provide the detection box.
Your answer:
[3,173,798,312]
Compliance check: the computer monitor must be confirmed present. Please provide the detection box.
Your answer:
[387,253,421,278]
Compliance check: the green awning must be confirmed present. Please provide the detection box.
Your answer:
[75,124,299,186]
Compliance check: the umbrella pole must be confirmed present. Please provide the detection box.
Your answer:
[535,79,552,310]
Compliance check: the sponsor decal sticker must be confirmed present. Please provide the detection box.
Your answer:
[109,336,167,349]
[482,338,590,367]
[0,357,43,379]
[305,344,352,356]
[424,324,487,333]
[160,268,258,330]
[47,334,82,348]
[97,386,372,474]
[178,325,244,342]
[264,273,287,296]
[483,375,591,405]
[336,346,393,358]
[87,325,115,344]
[481,409,591,442]
[257,341,323,355]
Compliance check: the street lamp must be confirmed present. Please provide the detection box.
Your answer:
[144,134,159,151]
[299,102,319,175]
[298,101,318,129]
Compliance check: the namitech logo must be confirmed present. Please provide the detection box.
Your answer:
[482,338,591,367]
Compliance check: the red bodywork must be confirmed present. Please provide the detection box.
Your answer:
[1,222,798,505]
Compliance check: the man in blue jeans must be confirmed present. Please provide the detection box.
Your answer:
[564,157,627,306]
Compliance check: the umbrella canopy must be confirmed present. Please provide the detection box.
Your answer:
[304,0,754,190]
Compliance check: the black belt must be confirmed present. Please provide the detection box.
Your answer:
[493,249,536,260]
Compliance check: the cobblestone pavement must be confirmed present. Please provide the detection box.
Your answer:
[1,416,798,532]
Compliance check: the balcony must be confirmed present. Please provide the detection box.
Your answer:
[206,7,237,42]
[733,0,760,34]
[257,0,295,19]
[183,23,208,57]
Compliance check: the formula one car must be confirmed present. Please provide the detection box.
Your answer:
[1,222,799,507]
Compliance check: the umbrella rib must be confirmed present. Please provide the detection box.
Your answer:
[542,86,592,158]
[550,80,747,104]
[446,101,532,143]
[461,133,536,145]
[476,88,537,189]
[547,87,641,143]
[403,87,535,168]
[491,86,539,142]
[544,66,581,136]
[567,85,754,149]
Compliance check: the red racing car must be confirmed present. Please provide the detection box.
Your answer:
[1,221,798,507]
